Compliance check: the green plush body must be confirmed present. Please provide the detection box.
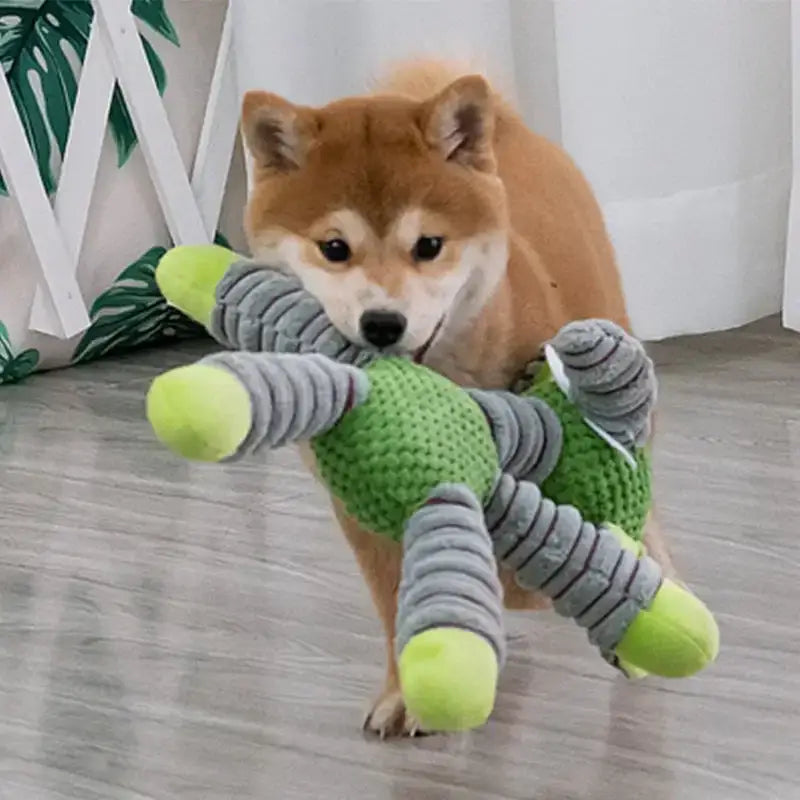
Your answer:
[528,379,652,541]
[312,358,498,540]
[313,357,652,544]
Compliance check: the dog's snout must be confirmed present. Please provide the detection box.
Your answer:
[360,309,407,348]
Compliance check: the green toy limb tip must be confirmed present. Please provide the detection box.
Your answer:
[146,363,252,462]
[155,244,240,327]
[399,627,499,731]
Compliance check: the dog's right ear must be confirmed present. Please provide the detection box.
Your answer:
[241,90,319,172]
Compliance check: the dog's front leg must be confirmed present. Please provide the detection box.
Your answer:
[298,444,418,736]
[330,498,425,738]
[642,510,677,579]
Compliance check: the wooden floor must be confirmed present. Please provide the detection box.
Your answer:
[1,317,798,800]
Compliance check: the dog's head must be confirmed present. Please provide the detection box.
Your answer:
[241,75,509,360]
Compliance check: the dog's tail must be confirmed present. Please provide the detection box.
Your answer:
[373,58,484,100]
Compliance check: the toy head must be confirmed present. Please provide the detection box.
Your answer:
[239,76,508,359]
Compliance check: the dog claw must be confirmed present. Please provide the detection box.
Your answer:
[363,685,426,739]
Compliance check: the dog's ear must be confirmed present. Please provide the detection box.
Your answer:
[241,90,319,172]
[421,75,496,172]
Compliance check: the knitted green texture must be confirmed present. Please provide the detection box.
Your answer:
[525,378,652,541]
[312,359,498,541]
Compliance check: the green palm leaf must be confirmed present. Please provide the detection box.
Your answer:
[1,348,39,383]
[0,320,14,363]
[0,320,40,385]
[72,245,204,365]
[131,0,178,45]
[0,0,179,195]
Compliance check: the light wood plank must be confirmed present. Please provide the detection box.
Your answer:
[0,317,797,798]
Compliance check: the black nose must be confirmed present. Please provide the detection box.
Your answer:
[360,309,407,348]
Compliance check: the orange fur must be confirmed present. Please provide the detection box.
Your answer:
[244,60,672,736]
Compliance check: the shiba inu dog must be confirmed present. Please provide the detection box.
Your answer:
[240,60,674,736]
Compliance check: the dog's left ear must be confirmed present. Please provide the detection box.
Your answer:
[421,75,496,172]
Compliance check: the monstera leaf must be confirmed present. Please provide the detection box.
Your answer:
[0,320,40,385]
[72,245,204,365]
[0,0,179,195]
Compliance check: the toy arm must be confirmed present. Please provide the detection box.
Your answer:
[147,352,370,462]
[486,472,661,653]
[155,245,375,364]
[546,319,656,449]
[485,472,718,678]
[396,484,505,731]
[211,261,374,366]
[467,389,563,484]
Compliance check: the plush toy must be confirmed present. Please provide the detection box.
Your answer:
[146,245,719,731]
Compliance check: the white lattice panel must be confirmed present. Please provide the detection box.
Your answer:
[0,0,238,340]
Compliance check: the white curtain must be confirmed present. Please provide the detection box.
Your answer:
[231,0,794,341]
[785,0,800,331]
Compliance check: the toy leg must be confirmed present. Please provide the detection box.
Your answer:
[156,246,372,364]
[396,484,505,731]
[146,352,369,462]
[485,473,719,678]
[467,388,563,483]
[546,319,656,449]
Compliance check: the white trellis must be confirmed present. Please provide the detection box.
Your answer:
[0,0,238,340]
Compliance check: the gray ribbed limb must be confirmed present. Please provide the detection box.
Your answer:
[467,389,563,484]
[199,352,370,457]
[484,472,661,652]
[396,484,506,665]
[547,319,656,449]
[209,260,376,366]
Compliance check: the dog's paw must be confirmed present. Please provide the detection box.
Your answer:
[363,685,426,739]
[510,356,544,395]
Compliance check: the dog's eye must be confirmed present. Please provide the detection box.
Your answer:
[412,236,444,262]
[318,238,351,263]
